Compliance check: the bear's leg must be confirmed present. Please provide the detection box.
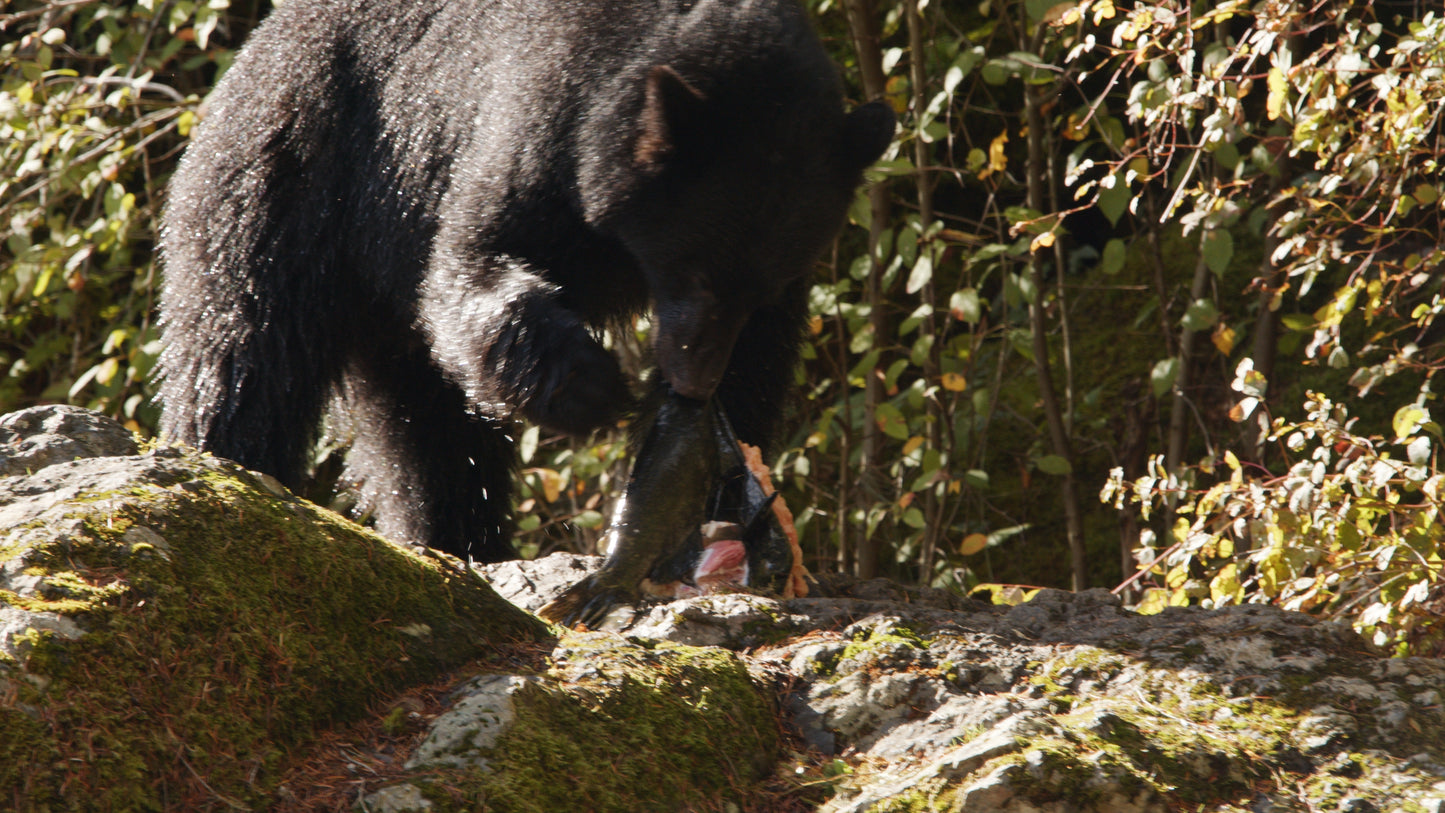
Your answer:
[337,348,517,563]
[157,301,337,488]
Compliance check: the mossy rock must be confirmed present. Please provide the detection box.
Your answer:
[375,631,780,812]
[0,446,547,811]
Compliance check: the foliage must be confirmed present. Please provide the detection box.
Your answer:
[0,0,247,429]
[1081,1,1445,653]
[1105,370,1445,656]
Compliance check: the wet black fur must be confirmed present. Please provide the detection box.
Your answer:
[158,0,893,562]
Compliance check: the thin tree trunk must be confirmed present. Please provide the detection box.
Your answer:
[1165,250,1212,473]
[1245,171,1287,464]
[1025,80,1086,591]
[843,0,890,579]
[906,0,944,584]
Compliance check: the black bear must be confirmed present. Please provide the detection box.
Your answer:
[158,0,894,562]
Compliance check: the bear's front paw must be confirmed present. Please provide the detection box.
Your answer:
[485,300,634,435]
[522,338,633,435]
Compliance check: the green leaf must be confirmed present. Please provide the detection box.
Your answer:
[1024,0,1061,22]
[1100,238,1126,275]
[981,58,1016,86]
[1181,298,1220,332]
[1213,141,1240,170]
[905,253,933,295]
[949,288,981,323]
[1004,328,1034,361]
[1004,271,1037,307]
[1203,229,1233,275]
[1098,174,1130,225]
[902,507,926,529]
[1151,357,1180,398]
[874,403,910,440]
[1036,454,1072,475]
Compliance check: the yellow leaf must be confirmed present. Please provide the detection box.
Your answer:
[1212,323,1236,355]
[1092,0,1117,24]
[1210,563,1242,605]
[535,468,562,502]
[1135,588,1168,615]
[902,435,925,456]
[1063,112,1090,141]
[1266,66,1288,120]
[1166,563,1189,589]
[1224,449,1240,471]
[979,130,1009,180]
[941,372,967,392]
[960,533,988,556]
[1030,231,1056,252]
[807,314,824,335]
[885,75,910,115]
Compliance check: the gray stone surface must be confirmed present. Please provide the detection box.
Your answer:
[482,555,1445,812]
[405,675,539,772]
[0,403,138,477]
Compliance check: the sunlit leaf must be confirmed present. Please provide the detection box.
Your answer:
[1393,405,1429,441]
[949,288,981,323]
[1266,66,1288,120]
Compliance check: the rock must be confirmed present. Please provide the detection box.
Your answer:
[0,404,138,477]
[406,675,539,772]
[477,552,598,614]
[480,554,1445,813]
[0,408,546,810]
[372,630,780,812]
[6,407,1445,813]
[360,783,434,812]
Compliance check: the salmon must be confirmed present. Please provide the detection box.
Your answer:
[537,391,800,628]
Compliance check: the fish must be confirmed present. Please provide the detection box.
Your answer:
[537,390,803,628]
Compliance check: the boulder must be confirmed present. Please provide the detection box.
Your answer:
[0,405,547,810]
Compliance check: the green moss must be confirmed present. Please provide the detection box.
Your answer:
[866,779,953,812]
[838,622,929,663]
[0,450,548,811]
[404,633,778,812]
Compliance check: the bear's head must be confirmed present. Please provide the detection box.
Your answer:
[594,58,895,400]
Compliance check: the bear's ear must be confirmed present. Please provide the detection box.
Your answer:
[841,101,896,171]
[635,65,708,172]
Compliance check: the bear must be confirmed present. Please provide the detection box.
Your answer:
[157,0,894,563]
